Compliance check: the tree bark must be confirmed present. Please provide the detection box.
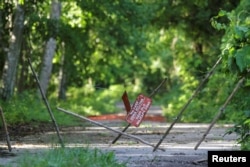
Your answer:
[0,9,5,76]
[1,5,24,100]
[39,0,61,95]
[39,38,57,94]
[17,47,29,92]
[58,43,67,100]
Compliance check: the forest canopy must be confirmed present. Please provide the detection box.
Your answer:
[0,0,249,130]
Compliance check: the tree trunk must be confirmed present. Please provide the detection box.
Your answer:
[58,43,67,100]
[0,9,5,76]
[39,38,57,94]
[58,66,67,100]
[39,0,61,95]
[17,46,29,92]
[1,5,24,100]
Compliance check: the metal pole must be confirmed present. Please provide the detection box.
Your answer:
[28,58,64,147]
[153,57,222,152]
[194,77,245,150]
[111,123,131,144]
[57,107,165,151]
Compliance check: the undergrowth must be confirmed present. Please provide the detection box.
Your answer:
[5,147,126,167]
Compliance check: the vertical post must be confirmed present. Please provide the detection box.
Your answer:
[0,107,12,152]
[28,58,64,147]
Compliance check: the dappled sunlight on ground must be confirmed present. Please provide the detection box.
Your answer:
[1,121,239,167]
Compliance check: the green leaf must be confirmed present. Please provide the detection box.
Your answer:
[235,46,250,72]
[244,110,250,118]
[218,10,228,17]
[19,0,24,5]
[246,79,250,86]
[234,26,249,40]
[244,119,250,125]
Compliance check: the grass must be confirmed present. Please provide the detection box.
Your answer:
[0,90,117,126]
[5,147,126,167]
[0,85,136,126]
[0,89,128,167]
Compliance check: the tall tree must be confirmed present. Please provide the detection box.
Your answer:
[58,42,67,100]
[39,0,61,95]
[1,3,24,100]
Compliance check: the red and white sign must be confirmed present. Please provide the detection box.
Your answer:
[126,94,152,127]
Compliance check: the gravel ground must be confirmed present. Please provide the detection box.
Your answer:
[0,120,239,167]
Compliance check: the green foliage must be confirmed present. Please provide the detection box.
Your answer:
[15,147,125,167]
[162,68,241,123]
[0,0,247,127]
[55,84,126,116]
[211,4,250,74]
[0,91,78,126]
[0,91,46,124]
[235,46,250,72]
[0,85,140,126]
[225,116,250,150]
[211,0,250,150]
[0,1,14,76]
[55,0,157,89]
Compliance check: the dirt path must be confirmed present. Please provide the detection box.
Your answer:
[0,120,239,167]
[81,121,239,167]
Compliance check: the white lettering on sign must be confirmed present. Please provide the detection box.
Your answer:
[126,94,152,127]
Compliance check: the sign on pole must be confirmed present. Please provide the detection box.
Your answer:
[126,94,152,127]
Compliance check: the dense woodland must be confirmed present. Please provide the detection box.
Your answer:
[0,0,250,149]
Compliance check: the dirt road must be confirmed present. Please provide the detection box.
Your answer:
[0,119,239,167]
